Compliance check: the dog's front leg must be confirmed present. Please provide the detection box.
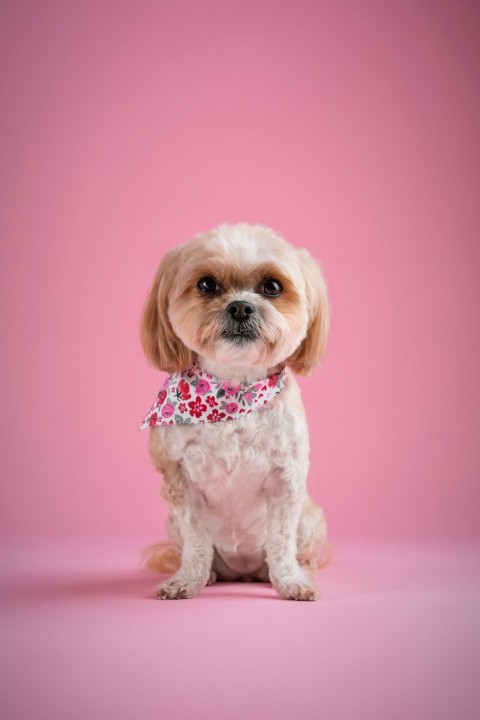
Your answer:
[156,507,213,600]
[266,478,320,601]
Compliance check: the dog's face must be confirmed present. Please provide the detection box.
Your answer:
[141,224,329,375]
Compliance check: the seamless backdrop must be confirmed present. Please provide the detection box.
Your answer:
[1,0,479,541]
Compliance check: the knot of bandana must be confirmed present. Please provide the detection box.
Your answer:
[140,366,286,428]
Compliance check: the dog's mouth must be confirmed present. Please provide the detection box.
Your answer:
[220,312,260,343]
[221,329,257,343]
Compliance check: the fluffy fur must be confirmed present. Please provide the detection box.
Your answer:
[141,223,330,600]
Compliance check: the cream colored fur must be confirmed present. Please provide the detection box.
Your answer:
[141,223,330,600]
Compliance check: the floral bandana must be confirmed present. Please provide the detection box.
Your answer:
[140,365,286,428]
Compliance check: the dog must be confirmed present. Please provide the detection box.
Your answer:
[140,223,329,600]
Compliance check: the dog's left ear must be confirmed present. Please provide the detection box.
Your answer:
[286,248,330,376]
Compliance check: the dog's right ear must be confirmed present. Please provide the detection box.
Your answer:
[140,247,193,373]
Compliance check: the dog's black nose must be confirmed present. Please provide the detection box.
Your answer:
[226,300,254,323]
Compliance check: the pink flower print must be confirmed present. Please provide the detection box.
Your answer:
[155,389,167,407]
[206,395,218,407]
[161,403,175,418]
[244,392,253,403]
[178,403,187,413]
[226,402,238,414]
[178,379,191,400]
[195,378,211,395]
[207,409,226,422]
[220,381,241,397]
[148,412,158,427]
[254,383,263,390]
[188,396,207,418]
[268,374,279,387]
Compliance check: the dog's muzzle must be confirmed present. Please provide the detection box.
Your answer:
[221,301,259,341]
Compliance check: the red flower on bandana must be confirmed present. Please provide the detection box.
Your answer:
[188,396,207,418]
[149,412,158,427]
[207,409,226,422]
[178,379,191,400]
[206,395,218,408]
[155,390,167,407]
[268,374,279,387]
[178,403,187,413]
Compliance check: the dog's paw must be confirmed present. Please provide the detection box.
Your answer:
[155,576,203,600]
[275,580,320,601]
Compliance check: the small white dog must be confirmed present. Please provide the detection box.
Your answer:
[140,223,329,600]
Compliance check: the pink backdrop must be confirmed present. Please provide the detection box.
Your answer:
[1,0,479,541]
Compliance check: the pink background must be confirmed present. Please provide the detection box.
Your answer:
[1,2,480,719]
[2,0,479,541]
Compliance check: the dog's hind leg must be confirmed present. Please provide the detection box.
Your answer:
[296,494,330,580]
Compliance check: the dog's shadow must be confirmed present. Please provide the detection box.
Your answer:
[2,570,280,604]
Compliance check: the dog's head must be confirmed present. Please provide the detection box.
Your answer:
[141,223,329,375]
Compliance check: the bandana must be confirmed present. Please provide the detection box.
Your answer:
[140,365,286,428]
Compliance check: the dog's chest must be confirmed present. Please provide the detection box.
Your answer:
[180,404,288,503]
[162,382,307,550]
[181,413,285,553]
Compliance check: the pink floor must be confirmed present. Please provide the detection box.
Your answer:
[1,537,479,720]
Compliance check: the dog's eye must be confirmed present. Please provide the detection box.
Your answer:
[262,279,283,297]
[197,276,219,294]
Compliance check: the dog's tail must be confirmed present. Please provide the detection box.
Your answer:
[141,541,181,574]
[317,540,333,568]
